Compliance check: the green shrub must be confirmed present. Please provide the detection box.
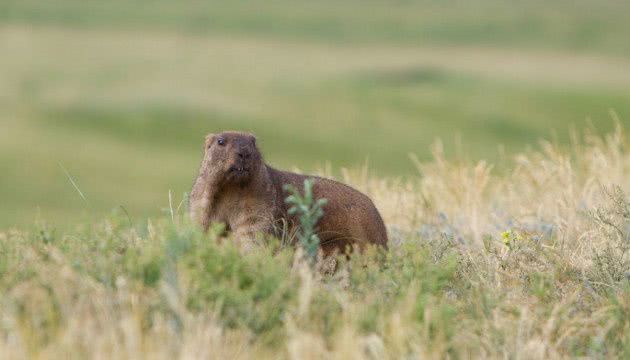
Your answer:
[182,228,297,337]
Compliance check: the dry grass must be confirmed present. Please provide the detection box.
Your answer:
[1,125,629,359]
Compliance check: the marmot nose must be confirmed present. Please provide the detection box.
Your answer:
[238,151,251,159]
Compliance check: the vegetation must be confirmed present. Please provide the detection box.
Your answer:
[4,0,630,56]
[2,3,629,356]
[1,127,629,358]
[284,178,328,265]
[2,1,630,227]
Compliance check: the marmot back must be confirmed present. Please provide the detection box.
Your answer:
[267,167,388,255]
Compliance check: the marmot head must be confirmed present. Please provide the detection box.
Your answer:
[202,131,262,186]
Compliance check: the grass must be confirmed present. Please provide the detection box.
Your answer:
[2,3,630,220]
[2,2,629,357]
[4,1,630,56]
[1,127,629,358]
[2,20,630,227]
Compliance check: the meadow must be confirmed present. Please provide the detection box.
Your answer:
[2,0,630,227]
[1,1,630,358]
[1,126,629,358]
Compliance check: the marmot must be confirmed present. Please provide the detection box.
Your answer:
[189,131,388,254]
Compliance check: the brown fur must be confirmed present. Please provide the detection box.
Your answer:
[189,131,388,254]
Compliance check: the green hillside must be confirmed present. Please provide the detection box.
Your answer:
[1,0,630,227]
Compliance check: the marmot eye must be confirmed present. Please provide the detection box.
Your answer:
[217,138,226,146]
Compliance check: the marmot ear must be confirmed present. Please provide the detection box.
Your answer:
[250,134,257,146]
[204,133,216,149]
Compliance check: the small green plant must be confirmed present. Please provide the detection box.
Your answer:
[283,178,328,265]
[501,229,520,249]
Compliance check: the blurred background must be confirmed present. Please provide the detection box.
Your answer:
[2,0,630,228]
